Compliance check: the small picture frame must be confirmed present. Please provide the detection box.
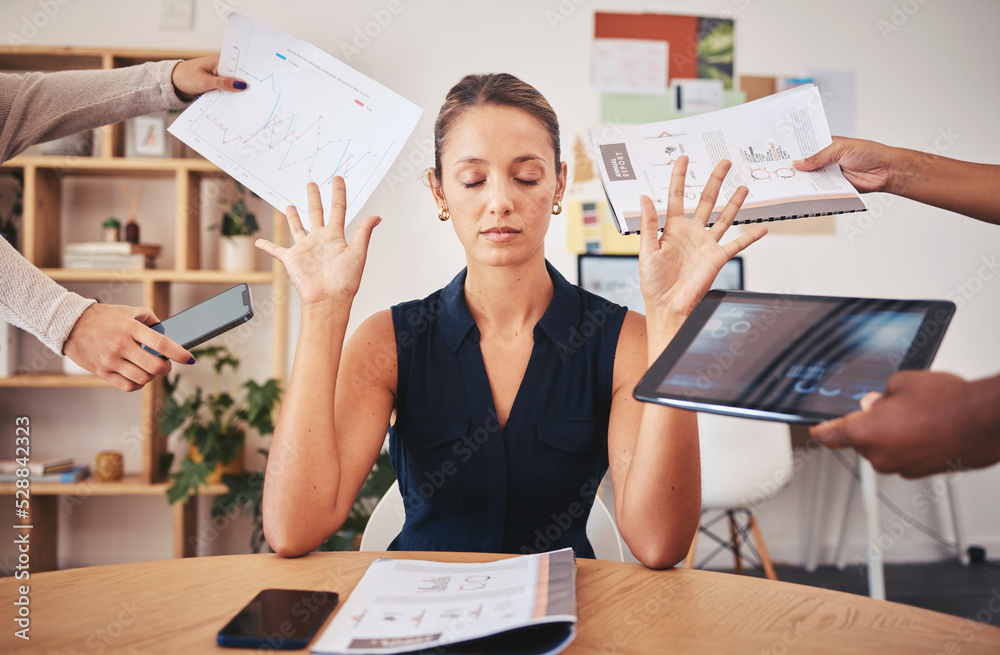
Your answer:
[577,254,648,314]
[577,254,744,315]
[126,113,168,158]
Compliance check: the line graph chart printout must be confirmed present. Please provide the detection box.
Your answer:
[169,13,422,228]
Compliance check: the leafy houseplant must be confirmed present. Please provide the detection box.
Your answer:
[219,181,259,237]
[102,216,121,242]
[161,345,398,554]
[160,346,281,505]
[216,181,259,272]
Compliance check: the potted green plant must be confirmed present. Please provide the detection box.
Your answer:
[161,344,397,554]
[102,216,121,242]
[160,345,281,505]
[216,181,259,272]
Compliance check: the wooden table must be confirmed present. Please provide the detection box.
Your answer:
[2,551,999,653]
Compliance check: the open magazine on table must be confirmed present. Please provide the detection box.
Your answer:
[590,84,867,234]
[312,548,577,655]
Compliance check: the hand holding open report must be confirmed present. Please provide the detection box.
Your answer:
[590,84,867,234]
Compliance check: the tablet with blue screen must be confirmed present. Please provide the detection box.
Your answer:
[633,291,955,424]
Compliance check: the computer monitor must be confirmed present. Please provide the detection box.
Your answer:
[577,254,744,314]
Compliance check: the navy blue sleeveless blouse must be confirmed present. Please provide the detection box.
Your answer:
[387,260,628,558]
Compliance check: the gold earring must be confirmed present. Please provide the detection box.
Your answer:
[438,206,450,221]
[552,200,563,215]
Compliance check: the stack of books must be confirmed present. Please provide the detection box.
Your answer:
[63,242,162,270]
[0,457,90,483]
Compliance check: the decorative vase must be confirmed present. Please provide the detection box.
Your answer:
[189,442,245,484]
[95,451,124,482]
[125,219,140,244]
[220,235,257,272]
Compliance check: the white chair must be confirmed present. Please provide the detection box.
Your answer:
[360,483,626,561]
[685,413,794,580]
[803,447,969,600]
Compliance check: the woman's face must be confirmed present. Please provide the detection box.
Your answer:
[431,104,566,269]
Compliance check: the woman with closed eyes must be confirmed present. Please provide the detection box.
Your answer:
[257,72,765,568]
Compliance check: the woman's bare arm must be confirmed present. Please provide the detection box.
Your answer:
[609,158,765,569]
[256,179,393,556]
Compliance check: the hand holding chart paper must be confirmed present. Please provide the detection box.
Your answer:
[169,14,422,228]
[590,84,866,234]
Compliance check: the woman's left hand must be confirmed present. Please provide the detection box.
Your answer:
[639,156,767,322]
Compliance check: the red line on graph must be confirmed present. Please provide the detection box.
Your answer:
[319,154,355,186]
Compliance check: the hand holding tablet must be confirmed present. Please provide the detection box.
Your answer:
[634,290,955,424]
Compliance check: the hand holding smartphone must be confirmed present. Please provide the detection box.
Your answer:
[217,588,339,649]
[143,283,254,358]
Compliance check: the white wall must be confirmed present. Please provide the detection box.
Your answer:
[0,0,998,571]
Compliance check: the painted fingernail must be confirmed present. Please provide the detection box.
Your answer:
[233,80,247,90]
[187,357,196,365]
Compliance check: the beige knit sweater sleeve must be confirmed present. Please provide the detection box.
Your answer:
[0,60,189,356]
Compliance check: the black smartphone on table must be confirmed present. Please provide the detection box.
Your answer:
[217,588,339,649]
[143,283,254,358]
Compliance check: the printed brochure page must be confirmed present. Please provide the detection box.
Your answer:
[311,548,577,655]
[590,84,866,234]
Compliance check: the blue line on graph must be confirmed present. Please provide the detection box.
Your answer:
[238,67,282,134]
[275,52,287,60]
[281,138,346,169]
[338,148,373,176]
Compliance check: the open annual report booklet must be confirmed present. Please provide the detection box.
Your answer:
[311,548,577,655]
[590,84,867,234]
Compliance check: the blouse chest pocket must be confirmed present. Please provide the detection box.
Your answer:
[534,417,608,510]
[395,414,470,513]
[399,414,469,451]
[536,417,605,454]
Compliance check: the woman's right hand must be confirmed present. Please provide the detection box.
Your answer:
[255,178,381,308]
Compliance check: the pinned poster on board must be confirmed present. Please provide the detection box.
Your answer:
[593,38,669,95]
[594,12,735,91]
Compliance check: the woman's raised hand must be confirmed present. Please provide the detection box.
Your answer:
[639,156,767,320]
[255,178,381,308]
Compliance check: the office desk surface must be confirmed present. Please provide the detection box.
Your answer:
[3,551,999,653]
